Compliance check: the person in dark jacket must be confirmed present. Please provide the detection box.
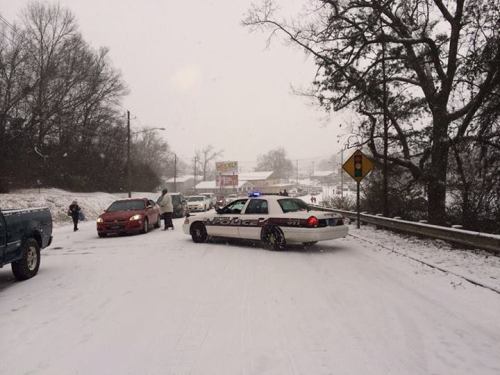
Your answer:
[68,200,81,231]
[282,189,289,196]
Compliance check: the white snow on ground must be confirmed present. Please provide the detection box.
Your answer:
[0,189,160,225]
[351,225,500,293]
[1,189,500,374]
[297,195,500,293]
[1,218,500,374]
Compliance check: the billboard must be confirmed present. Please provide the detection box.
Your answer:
[216,161,238,175]
[216,174,238,188]
[216,161,238,188]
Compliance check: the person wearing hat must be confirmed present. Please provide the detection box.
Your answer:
[157,188,174,230]
[68,200,81,231]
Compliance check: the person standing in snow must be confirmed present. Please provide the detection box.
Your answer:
[158,189,174,230]
[68,200,81,231]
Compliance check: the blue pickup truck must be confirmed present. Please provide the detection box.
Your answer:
[0,208,52,280]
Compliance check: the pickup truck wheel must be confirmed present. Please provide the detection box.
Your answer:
[98,232,107,238]
[261,225,286,251]
[191,222,208,243]
[12,238,41,281]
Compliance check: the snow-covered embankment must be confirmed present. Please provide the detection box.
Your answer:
[0,188,124,225]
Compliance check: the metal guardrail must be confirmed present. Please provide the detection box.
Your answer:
[310,206,500,254]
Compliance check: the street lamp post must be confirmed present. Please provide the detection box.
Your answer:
[173,153,177,192]
[127,111,131,198]
[126,111,165,198]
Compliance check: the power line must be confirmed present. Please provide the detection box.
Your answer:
[0,13,15,32]
[0,13,21,45]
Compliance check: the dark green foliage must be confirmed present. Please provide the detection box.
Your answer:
[362,168,428,222]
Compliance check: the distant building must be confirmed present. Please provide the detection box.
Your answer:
[195,180,255,194]
[311,170,336,185]
[164,175,195,194]
[192,171,277,195]
[239,171,277,190]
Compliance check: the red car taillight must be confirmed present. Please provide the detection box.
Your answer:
[306,216,319,227]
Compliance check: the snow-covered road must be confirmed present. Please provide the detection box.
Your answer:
[1,219,499,375]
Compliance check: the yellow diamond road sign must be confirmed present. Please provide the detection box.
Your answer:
[342,149,374,182]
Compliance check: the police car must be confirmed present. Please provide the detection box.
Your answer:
[183,193,348,250]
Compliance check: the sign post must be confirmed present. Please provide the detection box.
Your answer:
[342,149,374,229]
[216,161,238,193]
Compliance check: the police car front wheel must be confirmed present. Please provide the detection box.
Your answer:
[191,222,208,243]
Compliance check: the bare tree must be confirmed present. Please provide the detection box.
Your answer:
[255,147,293,180]
[195,145,223,181]
[244,0,500,224]
[0,2,134,191]
[131,130,173,178]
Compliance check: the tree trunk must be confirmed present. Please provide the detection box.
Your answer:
[427,114,449,225]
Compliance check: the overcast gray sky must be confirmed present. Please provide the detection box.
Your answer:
[2,0,351,165]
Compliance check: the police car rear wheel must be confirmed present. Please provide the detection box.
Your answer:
[191,222,208,243]
[262,225,286,251]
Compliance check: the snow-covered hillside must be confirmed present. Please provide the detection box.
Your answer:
[0,189,159,225]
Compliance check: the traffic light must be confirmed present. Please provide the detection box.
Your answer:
[354,154,362,177]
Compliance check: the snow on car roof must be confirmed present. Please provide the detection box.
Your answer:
[247,194,302,201]
[114,198,147,202]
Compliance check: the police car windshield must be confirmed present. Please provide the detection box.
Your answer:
[107,200,145,212]
[278,198,310,213]
[187,196,204,202]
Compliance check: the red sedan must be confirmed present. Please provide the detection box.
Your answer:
[97,198,161,237]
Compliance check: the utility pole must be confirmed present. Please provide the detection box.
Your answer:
[173,154,177,192]
[193,156,198,193]
[296,160,299,185]
[381,18,389,217]
[127,110,131,198]
[340,148,344,199]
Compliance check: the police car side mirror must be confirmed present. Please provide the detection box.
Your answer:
[216,208,223,214]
